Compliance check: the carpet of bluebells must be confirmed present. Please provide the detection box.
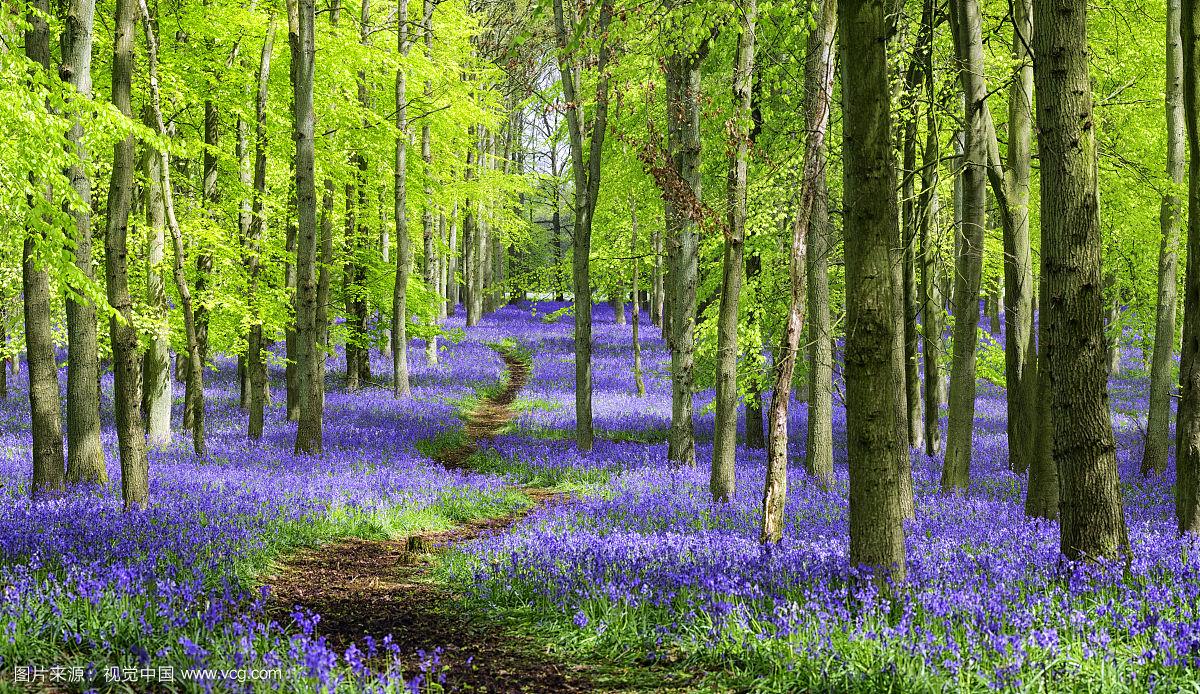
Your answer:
[0,329,528,691]
[3,301,1200,692]
[446,303,1200,692]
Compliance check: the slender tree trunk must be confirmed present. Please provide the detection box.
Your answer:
[1033,0,1129,559]
[631,195,646,397]
[1172,0,1200,533]
[918,71,945,457]
[108,0,150,508]
[141,108,172,448]
[1001,0,1039,476]
[712,0,755,503]
[61,0,106,486]
[744,244,766,450]
[448,200,459,314]
[140,0,206,458]
[422,0,438,365]
[941,0,989,492]
[392,0,412,397]
[24,0,67,499]
[247,17,276,439]
[840,0,908,580]
[553,0,614,454]
[651,223,664,327]
[292,0,321,454]
[762,0,836,544]
[316,181,333,414]
[284,0,300,422]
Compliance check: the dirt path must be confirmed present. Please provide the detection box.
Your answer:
[264,346,693,691]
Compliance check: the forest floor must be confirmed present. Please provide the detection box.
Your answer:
[266,344,695,692]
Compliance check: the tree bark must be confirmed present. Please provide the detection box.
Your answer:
[139,0,206,458]
[247,17,276,439]
[840,0,908,580]
[141,106,172,448]
[61,0,106,486]
[631,195,646,397]
[941,0,989,493]
[422,0,438,365]
[712,0,755,503]
[918,84,945,457]
[24,0,67,499]
[108,0,150,508]
[1173,0,1200,533]
[553,0,614,454]
[761,0,836,545]
[292,0,321,454]
[744,245,766,450]
[1033,0,1130,559]
[392,0,413,397]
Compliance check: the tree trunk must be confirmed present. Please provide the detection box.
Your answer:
[292,0,321,454]
[247,17,276,439]
[631,195,646,397]
[712,0,755,503]
[663,18,709,469]
[61,0,106,486]
[553,0,614,454]
[141,107,172,448]
[139,0,206,458]
[1025,271,1059,518]
[1172,0,1200,533]
[25,0,67,500]
[941,0,989,493]
[1001,0,1038,476]
[1033,0,1129,559]
[316,181,333,415]
[284,0,300,422]
[422,0,438,365]
[840,0,908,580]
[392,0,413,397]
[651,222,664,327]
[108,0,150,508]
[762,0,836,543]
[448,200,459,314]
[744,246,766,450]
[918,75,945,457]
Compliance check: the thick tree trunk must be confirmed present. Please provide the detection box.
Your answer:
[1002,0,1038,476]
[141,108,172,448]
[1033,0,1129,559]
[392,0,413,397]
[1173,0,1200,533]
[247,18,276,439]
[941,0,989,493]
[1025,273,1059,519]
[61,0,106,486]
[25,0,67,500]
[140,0,206,458]
[109,0,150,509]
[292,0,321,454]
[762,0,836,543]
[712,0,755,503]
[840,0,908,580]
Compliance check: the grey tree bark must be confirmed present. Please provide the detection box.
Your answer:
[292,0,321,454]
[422,0,438,365]
[247,17,276,439]
[631,195,646,397]
[918,10,945,456]
[762,0,837,543]
[25,0,67,500]
[552,0,614,454]
[1173,0,1200,533]
[141,108,172,448]
[108,0,150,509]
[1143,0,1184,476]
[712,0,755,503]
[61,0,106,486]
[1033,0,1130,558]
[392,0,413,397]
[841,0,908,580]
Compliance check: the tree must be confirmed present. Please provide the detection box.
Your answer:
[1033,0,1129,559]
[292,0,322,454]
[109,0,150,509]
[1174,0,1200,533]
[24,0,67,500]
[247,17,277,439]
[393,0,413,397]
[422,0,438,366]
[61,0,106,486]
[552,0,614,454]
[712,0,756,503]
[841,0,908,580]
[1142,0,1186,476]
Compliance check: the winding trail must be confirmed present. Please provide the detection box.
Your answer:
[266,345,639,691]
